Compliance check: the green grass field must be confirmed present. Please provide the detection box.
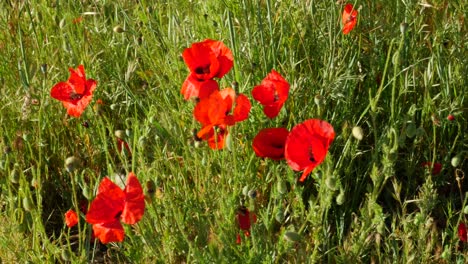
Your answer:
[0,0,466,262]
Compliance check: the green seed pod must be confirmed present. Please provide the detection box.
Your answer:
[114,130,126,139]
[352,126,364,141]
[400,22,408,35]
[82,186,92,200]
[284,231,301,242]
[23,197,35,211]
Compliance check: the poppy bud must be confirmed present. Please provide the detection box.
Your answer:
[110,103,118,110]
[41,63,48,74]
[451,155,461,167]
[405,122,417,138]
[242,186,249,196]
[23,196,35,211]
[325,176,337,190]
[248,190,257,199]
[10,168,20,184]
[400,22,408,34]
[463,205,468,215]
[275,208,285,223]
[314,94,324,106]
[61,249,71,261]
[114,130,126,139]
[113,25,125,33]
[352,126,364,141]
[82,186,91,200]
[284,231,301,242]
[447,114,455,121]
[65,156,81,173]
[336,190,345,205]
[277,180,288,195]
[125,129,133,138]
[59,18,66,28]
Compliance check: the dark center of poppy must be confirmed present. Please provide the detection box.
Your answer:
[195,65,211,75]
[69,92,83,100]
[308,146,316,162]
[271,142,284,149]
[273,92,280,102]
[114,210,122,220]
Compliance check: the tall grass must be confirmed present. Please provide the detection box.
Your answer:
[0,0,466,262]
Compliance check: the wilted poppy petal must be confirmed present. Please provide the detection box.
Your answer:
[458,223,467,242]
[206,125,228,150]
[86,177,125,224]
[92,220,125,244]
[121,172,145,225]
[421,162,442,175]
[342,4,358,34]
[236,206,256,232]
[285,119,335,182]
[65,209,78,228]
[253,128,289,160]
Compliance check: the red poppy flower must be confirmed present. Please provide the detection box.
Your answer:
[86,172,145,244]
[181,75,220,100]
[117,138,132,156]
[342,4,358,34]
[252,127,289,160]
[252,70,290,118]
[194,88,251,149]
[65,209,78,228]
[285,119,335,182]
[459,223,467,242]
[236,206,257,244]
[50,65,97,117]
[182,39,233,81]
[447,114,455,121]
[421,162,442,175]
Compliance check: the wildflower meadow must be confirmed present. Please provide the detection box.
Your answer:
[0,0,466,262]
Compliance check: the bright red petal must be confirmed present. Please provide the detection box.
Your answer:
[252,128,289,160]
[121,172,145,225]
[51,82,75,101]
[458,223,467,242]
[194,91,228,126]
[181,74,219,100]
[285,119,335,180]
[68,65,86,94]
[182,41,220,80]
[207,125,228,150]
[92,221,125,244]
[203,39,234,78]
[252,84,275,105]
[65,209,78,228]
[233,94,251,122]
[86,177,125,224]
[342,4,358,34]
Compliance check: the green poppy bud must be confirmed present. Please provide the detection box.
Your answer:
[23,196,35,211]
[113,25,125,33]
[114,130,126,139]
[275,208,285,223]
[352,126,364,141]
[10,168,20,184]
[65,156,81,173]
[284,231,301,242]
[336,190,345,205]
[451,155,461,168]
[277,180,288,195]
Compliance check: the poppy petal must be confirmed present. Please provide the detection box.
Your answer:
[285,119,335,182]
[233,94,251,122]
[342,4,358,34]
[92,220,125,244]
[68,65,87,94]
[181,74,219,100]
[65,209,78,228]
[121,172,145,225]
[252,128,289,160]
[458,223,467,242]
[86,177,125,224]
